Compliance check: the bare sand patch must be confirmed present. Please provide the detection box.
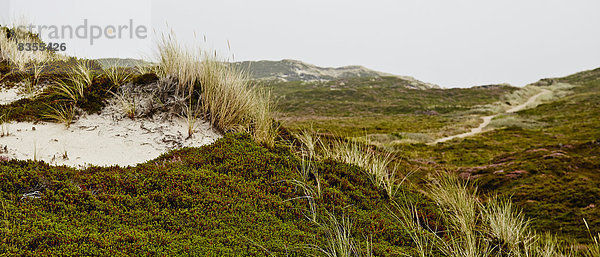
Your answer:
[1,81,221,167]
[0,113,221,168]
[0,86,22,105]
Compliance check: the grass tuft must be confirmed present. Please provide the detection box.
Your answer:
[310,213,366,257]
[104,60,132,86]
[322,138,399,198]
[294,127,320,158]
[48,59,96,104]
[484,197,532,253]
[110,91,136,119]
[0,24,59,71]
[153,31,276,144]
[43,103,75,128]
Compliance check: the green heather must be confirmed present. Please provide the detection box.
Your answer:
[0,133,436,256]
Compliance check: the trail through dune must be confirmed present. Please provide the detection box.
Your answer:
[430,89,550,144]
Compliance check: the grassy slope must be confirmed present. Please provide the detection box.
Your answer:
[0,27,453,255]
[0,133,437,256]
[268,77,517,138]
[271,67,600,242]
[395,69,600,241]
[269,77,516,116]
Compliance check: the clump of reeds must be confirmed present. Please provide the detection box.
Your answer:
[322,138,399,198]
[291,128,401,198]
[484,197,532,253]
[104,60,132,86]
[390,173,576,257]
[50,59,96,104]
[43,103,75,128]
[153,31,277,145]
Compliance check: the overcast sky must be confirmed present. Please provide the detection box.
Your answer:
[2,0,600,88]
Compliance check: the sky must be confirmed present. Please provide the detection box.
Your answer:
[1,0,600,88]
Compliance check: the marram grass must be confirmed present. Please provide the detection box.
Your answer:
[154,31,277,145]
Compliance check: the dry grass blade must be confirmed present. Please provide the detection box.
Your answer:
[0,113,9,137]
[584,219,600,257]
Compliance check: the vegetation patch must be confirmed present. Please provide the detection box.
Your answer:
[0,133,438,256]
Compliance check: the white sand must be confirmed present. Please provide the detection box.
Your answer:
[1,83,221,168]
[0,114,221,168]
[0,87,22,105]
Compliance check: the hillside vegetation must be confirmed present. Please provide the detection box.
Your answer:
[268,77,522,142]
[2,24,600,256]
[397,69,600,242]
[276,67,600,243]
[1,133,437,256]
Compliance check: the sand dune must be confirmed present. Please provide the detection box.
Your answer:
[0,85,221,168]
[0,114,220,167]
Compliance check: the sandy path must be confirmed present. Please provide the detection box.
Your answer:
[429,89,550,144]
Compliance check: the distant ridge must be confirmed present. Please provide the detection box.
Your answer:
[96,58,150,69]
[94,58,439,89]
[234,59,440,89]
